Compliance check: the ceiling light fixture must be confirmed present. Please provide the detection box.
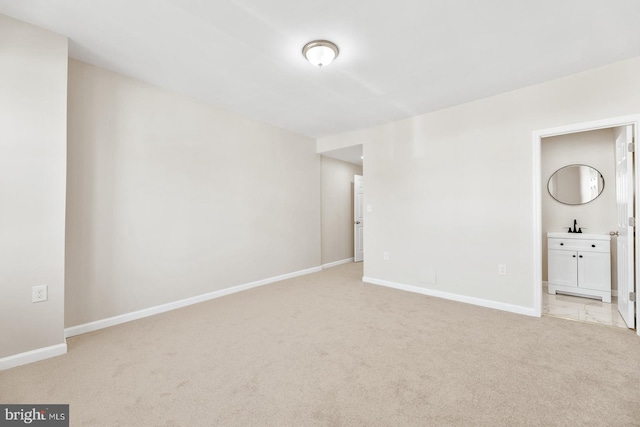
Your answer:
[302,40,339,68]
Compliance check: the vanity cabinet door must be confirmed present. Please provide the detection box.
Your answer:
[548,249,578,287]
[577,251,611,291]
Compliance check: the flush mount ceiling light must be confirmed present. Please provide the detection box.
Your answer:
[302,40,339,68]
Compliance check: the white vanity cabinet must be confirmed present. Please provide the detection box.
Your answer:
[547,232,611,303]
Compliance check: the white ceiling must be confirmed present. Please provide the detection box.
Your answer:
[1,0,639,138]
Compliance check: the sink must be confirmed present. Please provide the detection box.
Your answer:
[547,232,610,240]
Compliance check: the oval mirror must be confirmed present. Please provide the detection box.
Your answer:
[547,164,604,205]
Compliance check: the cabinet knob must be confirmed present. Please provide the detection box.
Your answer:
[560,243,564,246]
[591,244,596,247]
[579,255,583,258]
[572,255,576,258]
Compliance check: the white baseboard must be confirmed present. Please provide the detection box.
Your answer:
[545,280,618,297]
[322,258,354,269]
[362,276,537,317]
[0,343,67,371]
[65,266,322,338]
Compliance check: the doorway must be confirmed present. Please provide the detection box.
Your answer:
[533,115,640,335]
[319,146,363,268]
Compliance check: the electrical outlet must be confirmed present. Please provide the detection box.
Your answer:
[367,204,372,213]
[383,251,389,260]
[32,285,48,303]
[498,264,507,275]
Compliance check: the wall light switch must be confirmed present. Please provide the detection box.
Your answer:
[366,204,372,213]
[498,264,507,275]
[383,251,389,260]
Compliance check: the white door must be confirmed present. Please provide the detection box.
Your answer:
[354,175,363,262]
[615,125,635,328]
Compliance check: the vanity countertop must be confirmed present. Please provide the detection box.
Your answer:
[547,232,611,241]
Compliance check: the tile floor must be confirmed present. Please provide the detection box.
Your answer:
[543,283,630,329]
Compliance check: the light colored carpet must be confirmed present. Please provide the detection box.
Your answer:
[2,263,640,426]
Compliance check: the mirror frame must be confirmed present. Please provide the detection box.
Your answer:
[547,163,605,206]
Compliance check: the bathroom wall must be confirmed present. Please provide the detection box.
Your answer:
[541,128,617,285]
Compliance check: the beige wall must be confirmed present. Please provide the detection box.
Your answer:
[0,16,68,358]
[318,57,640,311]
[66,60,321,327]
[321,157,363,265]
[541,129,617,283]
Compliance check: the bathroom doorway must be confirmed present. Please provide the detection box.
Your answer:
[533,115,640,335]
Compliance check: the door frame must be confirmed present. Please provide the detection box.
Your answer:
[532,114,640,336]
[354,174,363,262]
